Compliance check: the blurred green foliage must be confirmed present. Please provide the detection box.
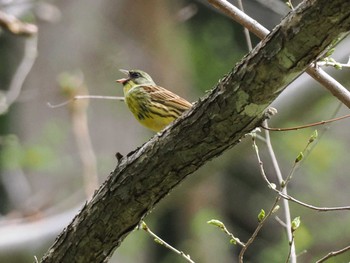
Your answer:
[186,5,246,91]
[0,122,65,171]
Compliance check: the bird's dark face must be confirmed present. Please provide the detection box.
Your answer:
[116,69,155,86]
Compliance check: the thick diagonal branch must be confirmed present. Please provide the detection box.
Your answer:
[40,0,350,262]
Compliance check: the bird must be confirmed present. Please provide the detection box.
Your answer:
[116,69,192,132]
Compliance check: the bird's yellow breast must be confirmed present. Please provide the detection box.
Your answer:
[124,88,176,132]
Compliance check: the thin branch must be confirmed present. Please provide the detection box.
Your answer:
[275,191,350,212]
[285,235,295,263]
[317,60,350,69]
[239,137,285,262]
[237,0,252,51]
[141,221,195,263]
[207,0,350,108]
[274,216,288,228]
[56,73,100,198]
[207,219,246,247]
[255,133,350,211]
[261,112,350,131]
[306,65,350,108]
[207,0,269,39]
[238,192,280,263]
[315,245,350,263]
[242,121,350,263]
[2,35,38,114]
[264,121,296,263]
[48,95,125,109]
[302,102,342,160]
[72,101,99,198]
[286,0,294,10]
[0,10,38,36]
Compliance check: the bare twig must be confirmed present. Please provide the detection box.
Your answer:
[254,132,350,212]
[238,191,280,262]
[264,121,296,263]
[302,102,342,159]
[207,0,350,108]
[207,219,246,247]
[274,191,350,212]
[274,216,287,228]
[317,60,350,69]
[307,66,350,108]
[72,101,99,198]
[57,73,100,198]
[285,235,295,263]
[0,10,38,36]
[237,0,252,51]
[2,35,38,114]
[239,136,288,262]
[48,95,125,109]
[246,132,318,263]
[207,0,269,39]
[261,112,350,131]
[141,221,195,263]
[315,245,350,263]
[286,0,294,10]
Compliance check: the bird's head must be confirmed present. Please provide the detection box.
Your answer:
[116,69,155,87]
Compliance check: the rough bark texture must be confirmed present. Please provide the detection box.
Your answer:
[40,0,350,262]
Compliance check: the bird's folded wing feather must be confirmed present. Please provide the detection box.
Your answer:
[143,85,192,111]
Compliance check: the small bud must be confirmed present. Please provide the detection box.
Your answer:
[258,209,265,222]
[329,57,336,63]
[230,238,237,245]
[269,183,276,189]
[334,63,342,70]
[207,219,224,229]
[281,180,286,187]
[291,216,301,232]
[324,48,335,57]
[141,221,148,231]
[272,205,280,214]
[154,238,163,245]
[309,130,318,143]
[285,1,292,9]
[295,152,303,163]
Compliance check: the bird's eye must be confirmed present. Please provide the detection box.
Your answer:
[130,72,141,78]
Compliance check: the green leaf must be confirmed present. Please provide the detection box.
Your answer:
[258,209,265,222]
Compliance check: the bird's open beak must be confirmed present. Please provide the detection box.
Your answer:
[116,69,130,84]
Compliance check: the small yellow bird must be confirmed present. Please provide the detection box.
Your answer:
[116,69,192,132]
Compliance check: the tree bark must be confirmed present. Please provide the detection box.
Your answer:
[40,0,350,262]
